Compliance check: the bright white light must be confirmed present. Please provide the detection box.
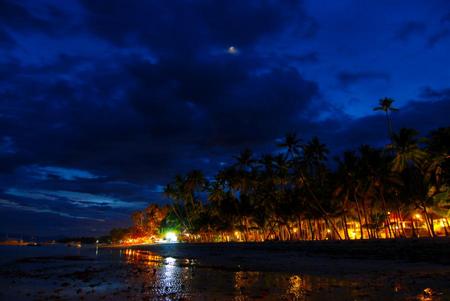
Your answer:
[227,46,239,55]
[165,232,178,242]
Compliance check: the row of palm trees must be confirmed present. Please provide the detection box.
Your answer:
[138,99,450,242]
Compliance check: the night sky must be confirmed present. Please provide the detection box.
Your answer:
[1,0,449,237]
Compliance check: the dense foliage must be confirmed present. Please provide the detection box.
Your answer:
[126,100,450,242]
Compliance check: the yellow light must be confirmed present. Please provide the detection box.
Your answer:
[326,229,331,233]
[387,211,391,215]
[415,213,421,219]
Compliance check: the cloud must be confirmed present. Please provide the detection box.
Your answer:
[441,11,450,24]
[5,188,146,209]
[0,0,51,31]
[26,165,101,181]
[0,136,15,154]
[394,21,426,41]
[0,198,104,221]
[79,0,317,56]
[0,28,15,47]
[420,86,450,100]
[287,51,319,63]
[0,0,449,236]
[319,91,450,152]
[337,71,390,88]
[428,28,450,47]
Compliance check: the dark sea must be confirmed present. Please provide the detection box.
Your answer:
[0,243,449,300]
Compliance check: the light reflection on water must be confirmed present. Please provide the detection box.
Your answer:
[288,275,309,299]
[116,248,446,300]
[0,245,447,300]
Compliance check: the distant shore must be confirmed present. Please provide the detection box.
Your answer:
[0,240,51,246]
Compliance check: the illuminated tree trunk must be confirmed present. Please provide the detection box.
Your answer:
[444,219,449,236]
[422,206,435,237]
[353,192,365,239]
[361,197,371,239]
[342,215,350,240]
[308,218,314,240]
[396,208,406,237]
[379,192,393,238]
[297,217,303,240]
[410,217,417,238]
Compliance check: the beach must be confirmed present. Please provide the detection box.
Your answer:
[0,239,449,300]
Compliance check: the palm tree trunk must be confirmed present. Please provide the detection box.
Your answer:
[298,217,302,240]
[342,215,350,240]
[299,172,342,239]
[386,111,393,141]
[315,220,321,240]
[396,208,406,237]
[422,206,435,237]
[308,218,314,240]
[379,192,393,238]
[354,191,367,239]
[361,196,371,239]
[410,217,417,238]
[443,218,449,236]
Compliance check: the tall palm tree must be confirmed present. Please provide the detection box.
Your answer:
[425,127,450,188]
[164,175,191,231]
[303,137,329,179]
[373,97,399,142]
[184,170,207,201]
[233,148,255,171]
[278,132,302,159]
[334,151,365,239]
[159,125,449,241]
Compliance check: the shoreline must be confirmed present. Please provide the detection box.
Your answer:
[107,237,450,264]
[103,238,450,276]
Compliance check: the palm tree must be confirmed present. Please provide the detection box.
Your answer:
[391,128,427,173]
[159,125,449,242]
[373,97,399,142]
[234,149,254,171]
[291,142,342,239]
[164,171,206,235]
[278,132,302,159]
[164,175,191,231]
[425,127,450,189]
[391,128,437,237]
[184,170,207,202]
[303,137,329,178]
[334,151,365,239]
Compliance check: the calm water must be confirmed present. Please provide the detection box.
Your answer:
[0,244,448,300]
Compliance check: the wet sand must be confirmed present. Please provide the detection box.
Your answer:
[0,239,449,300]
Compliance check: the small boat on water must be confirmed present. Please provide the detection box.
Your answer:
[66,241,82,248]
[26,242,41,247]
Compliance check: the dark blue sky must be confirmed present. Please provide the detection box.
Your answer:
[1,0,449,237]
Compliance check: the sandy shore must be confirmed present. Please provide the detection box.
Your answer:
[0,239,449,300]
[123,238,450,274]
